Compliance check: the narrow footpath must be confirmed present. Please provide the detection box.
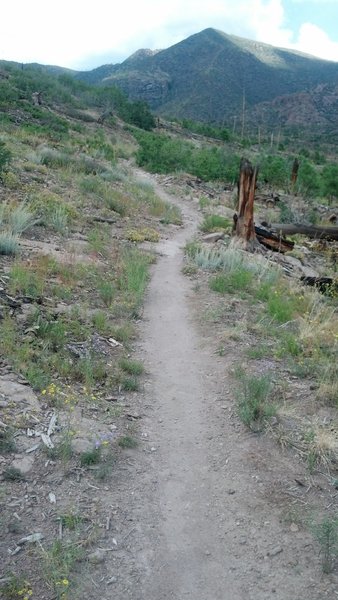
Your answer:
[125,175,336,600]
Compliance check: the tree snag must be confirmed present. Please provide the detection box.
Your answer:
[32,91,42,106]
[291,158,299,186]
[234,158,259,250]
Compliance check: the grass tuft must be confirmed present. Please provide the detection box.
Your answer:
[235,369,275,429]
[119,357,144,376]
[80,447,101,467]
[3,466,25,481]
[0,231,19,255]
[118,435,138,449]
[0,429,16,453]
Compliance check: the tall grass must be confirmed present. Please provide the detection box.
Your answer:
[200,214,231,232]
[9,206,37,233]
[119,248,152,315]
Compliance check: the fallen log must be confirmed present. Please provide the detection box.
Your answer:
[271,223,338,241]
[88,215,117,224]
[301,276,338,294]
[255,225,294,253]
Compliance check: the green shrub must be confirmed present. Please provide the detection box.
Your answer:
[312,517,338,573]
[321,163,338,199]
[235,370,275,429]
[200,214,231,232]
[133,129,240,182]
[259,155,290,188]
[297,160,320,197]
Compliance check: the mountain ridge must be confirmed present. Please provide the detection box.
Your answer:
[2,27,338,133]
[74,28,338,129]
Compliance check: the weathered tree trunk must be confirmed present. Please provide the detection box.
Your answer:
[291,158,299,185]
[32,91,42,106]
[234,158,258,250]
[271,223,338,241]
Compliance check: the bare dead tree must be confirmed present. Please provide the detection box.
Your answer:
[234,158,259,250]
[32,91,42,106]
[291,158,300,186]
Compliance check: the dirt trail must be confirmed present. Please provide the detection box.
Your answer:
[122,174,336,599]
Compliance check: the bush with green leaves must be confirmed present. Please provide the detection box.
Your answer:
[259,154,290,188]
[321,163,338,200]
[133,129,240,182]
[181,118,231,141]
[297,160,320,197]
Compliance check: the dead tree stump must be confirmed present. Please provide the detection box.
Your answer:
[234,158,259,250]
[291,158,300,186]
[32,91,42,106]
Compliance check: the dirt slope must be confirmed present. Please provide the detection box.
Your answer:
[118,175,337,599]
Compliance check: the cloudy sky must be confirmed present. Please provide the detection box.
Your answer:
[1,0,338,70]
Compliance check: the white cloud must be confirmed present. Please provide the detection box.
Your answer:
[0,0,337,68]
[294,23,338,61]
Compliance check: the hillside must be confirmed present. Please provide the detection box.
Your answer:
[0,62,338,599]
[76,28,338,128]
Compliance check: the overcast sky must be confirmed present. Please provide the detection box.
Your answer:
[1,0,338,70]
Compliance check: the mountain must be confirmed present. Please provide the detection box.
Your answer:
[76,28,338,128]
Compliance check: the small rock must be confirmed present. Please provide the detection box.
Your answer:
[290,523,299,533]
[88,549,106,564]
[269,546,283,557]
[227,489,236,495]
[11,455,35,475]
[107,576,117,584]
[203,232,225,243]
[48,492,56,504]
[72,438,93,453]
